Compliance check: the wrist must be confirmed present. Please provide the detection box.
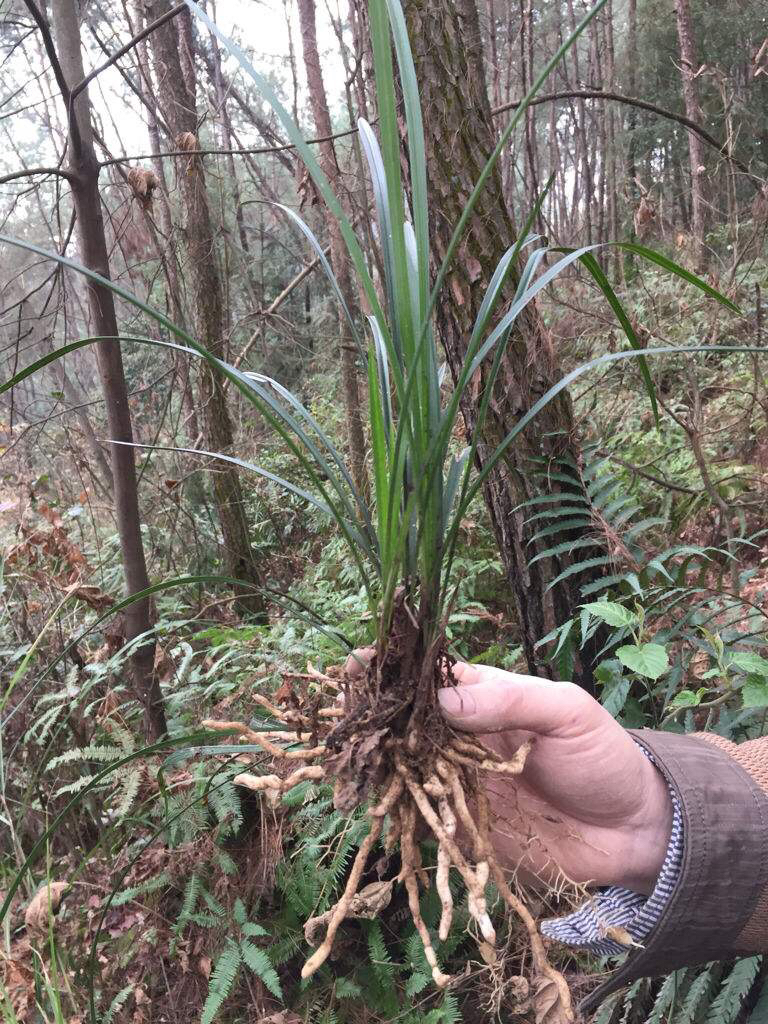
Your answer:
[622,758,675,894]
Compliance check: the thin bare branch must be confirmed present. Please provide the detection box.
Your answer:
[492,89,764,185]
[0,166,75,185]
[70,2,186,101]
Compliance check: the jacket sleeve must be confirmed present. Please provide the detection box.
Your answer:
[582,729,768,1015]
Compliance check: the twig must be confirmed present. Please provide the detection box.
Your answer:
[492,89,763,185]
[69,3,186,103]
[98,126,363,167]
[0,166,75,185]
[22,0,82,157]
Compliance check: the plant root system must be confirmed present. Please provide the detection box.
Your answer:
[202,603,574,1021]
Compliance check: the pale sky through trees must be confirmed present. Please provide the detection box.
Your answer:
[1,0,348,173]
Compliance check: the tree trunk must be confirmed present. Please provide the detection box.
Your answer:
[147,0,265,620]
[132,0,199,440]
[50,0,167,741]
[296,0,369,501]
[625,0,638,203]
[674,0,708,266]
[402,0,602,692]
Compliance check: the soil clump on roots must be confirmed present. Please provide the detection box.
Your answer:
[203,595,574,1020]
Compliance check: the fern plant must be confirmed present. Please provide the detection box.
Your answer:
[45,718,142,815]
[527,443,768,698]
[592,958,765,1024]
[200,898,282,1024]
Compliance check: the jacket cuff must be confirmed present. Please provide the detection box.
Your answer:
[541,744,683,954]
[581,729,768,1016]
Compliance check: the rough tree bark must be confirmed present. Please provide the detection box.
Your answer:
[296,0,369,500]
[674,0,708,266]
[48,0,167,740]
[131,0,199,440]
[402,0,603,692]
[146,0,265,620]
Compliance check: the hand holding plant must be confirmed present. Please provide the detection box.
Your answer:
[439,663,674,895]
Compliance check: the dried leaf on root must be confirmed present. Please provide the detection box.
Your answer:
[533,974,575,1024]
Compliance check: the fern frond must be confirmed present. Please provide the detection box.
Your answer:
[54,773,98,798]
[112,871,170,907]
[216,849,237,875]
[705,957,762,1024]
[335,977,363,998]
[114,768,142,817]
[366,920,396,987]
[26,702,65,745]
[678,965,721,1024]
[233,896,247,927]
[201,939,241,1024]
[644,968,688,1024]
[48,745,123,770]
[101,983,133,1024]
[174,873,202,933]
[103,719,135,752]
[405,971,431,998]
[241,921,269,938]
[239,941,283,999]
[619,978,650,1023]
[208,776,244,836]
[747,971,768,1023]
[592,992,622,1024]
[438,991,461,1024]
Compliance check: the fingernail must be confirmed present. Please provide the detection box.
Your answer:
[438,686,477,718]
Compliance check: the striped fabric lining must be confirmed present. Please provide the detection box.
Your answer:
[540,747,683,956]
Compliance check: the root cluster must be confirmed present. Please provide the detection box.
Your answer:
[203,666,574,1022]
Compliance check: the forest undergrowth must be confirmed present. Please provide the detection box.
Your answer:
[1,0,768,1018]
[3,258,768,1024]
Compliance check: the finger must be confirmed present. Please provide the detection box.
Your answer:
[438,672,597,737]
[345,647,374,678]
[451,662,485,686]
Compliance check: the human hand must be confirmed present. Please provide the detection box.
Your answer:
[438,663,673,894]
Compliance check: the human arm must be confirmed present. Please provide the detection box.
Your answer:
[438,664,768,1011]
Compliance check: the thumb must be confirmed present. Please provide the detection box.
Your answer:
[438,671,596,737]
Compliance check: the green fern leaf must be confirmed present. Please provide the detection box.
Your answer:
[705,957,761,1024]
[405,971,431,998]
[592,992,622,1024]
[101,983,133,1024]
[233,897,247,926]
[366,920,396,986]
[747,972,768,1023]
[103,719,135,752]
[241,921,269,938]
[620,979,650,1023]
[54,774,98,798]
[547,555,615,590]
[528,536,598,567]
[239,940,283,999]
[208,777,243,835]
[174,873,201,931]
[335,977,363,998]
[529,517,593,545]
[112,871,170,907]
[438,991,461,1024]
[201,939,241,1024]
[644,969,688,1024]
[48,745,123,770]
[215,849,237,875]
[114,768,141,817]
[678,965,720,1024]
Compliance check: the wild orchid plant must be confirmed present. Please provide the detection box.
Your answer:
[0,0,746,1016]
